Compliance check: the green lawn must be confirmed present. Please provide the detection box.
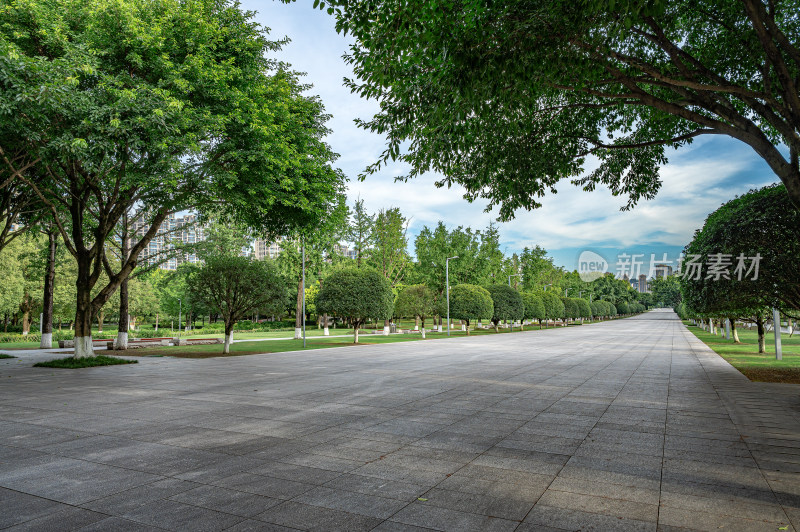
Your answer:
[109,322,576,358]
[33,355,138,369]
[684,321,800,383]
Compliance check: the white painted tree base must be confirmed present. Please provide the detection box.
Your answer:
[74,336,94,358]
[383,326,390,336]
[421,329,426,339]
[354,329,359,343]
[323,327,329,336]
[39,332,52,349]
[294,327,302,339]
[461,324,466,331]
[414,325,419,330]
[223,332,234,353]
[114,331,128,350]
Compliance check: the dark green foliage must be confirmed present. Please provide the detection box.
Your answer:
[190,255,289,352]
[33,355,137,368]
[575,299,592,319]
[316,268,394,336]
[650,275,682,308]
[310,0,800,214]
[0,354,15,359]
[449,284,493,332]
[561,298,579,320]
[486,285,524,327]
[522,292,546,321]
[616,302,630,315]
[681,184,800,319]
[394,284,436,322]
[1,0,345,344]
[541,291,565,321]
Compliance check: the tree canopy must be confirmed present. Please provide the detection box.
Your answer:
[486,284,524,329]
[310,0,800,215]
[448,284,493,334]
[316,267,394,342]
[680,183,799,319]
[1,0,345,356]
[191,255,288,353]
[522,292,546,323]
[394,284,436,324]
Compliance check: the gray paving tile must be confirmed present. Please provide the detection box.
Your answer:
[3,506,108,531]
[121,499,244,531]
[168,484,282,517]
[390,502,519,532]
[1,310,798,532]
[255,501,382,531]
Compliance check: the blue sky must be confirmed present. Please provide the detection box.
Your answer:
[245,1,780,273]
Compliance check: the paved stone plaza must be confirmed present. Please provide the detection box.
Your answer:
[1,310,799,531]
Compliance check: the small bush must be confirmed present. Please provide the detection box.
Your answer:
[0,354,15,359]
[33,355,138,369]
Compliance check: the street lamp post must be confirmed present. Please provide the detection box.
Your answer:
[446,256,458,337]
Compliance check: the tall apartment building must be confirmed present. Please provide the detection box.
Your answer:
[638,273,649,293]
[253,237,284,260]
[133,213,207,270]
[653,263,674,279]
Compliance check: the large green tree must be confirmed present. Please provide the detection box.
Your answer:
[311,0,800,214]
[191,255,288,353]
[521,292,546,329]
[394,284,436,337]
[449,284,493,335]
[486,284,524,332]
[650,275,682,308]
[2,0,345,357]
[680,183,799,351]
[316,267,394,343]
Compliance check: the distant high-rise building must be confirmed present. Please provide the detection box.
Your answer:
[638,273,649,293]
[133,213,208,270]
[253,238,283,260]
[653,263,673,279]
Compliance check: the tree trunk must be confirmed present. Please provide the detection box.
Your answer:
[19,290,33,335]
[731,320,741,343]
[383,318,390,335]
[21,302,31,335]
[40,230,57,349]
[115,213,130,350]
[155,313,159,333]
[354,324,359,344]
[73,284,94,358]
[788,318,794,337]
[465,320,470,336]
[414,316,419,330]
[756,315,766,354]
[223,321,234,354]
[323,313,329,336]
[294,276,303,339]
[97,308,104,334]
[493,320,499,333]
